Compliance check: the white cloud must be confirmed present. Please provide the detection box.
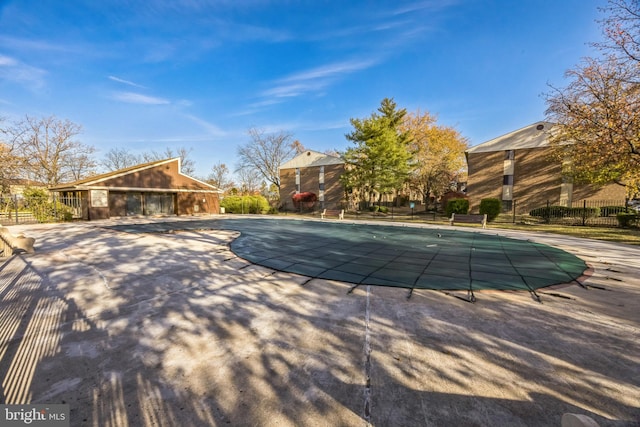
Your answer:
[112,91,171,105]
[181,113,226,137]
[260,58,379,101]
[108,75,147,89]
[0,54,46,90]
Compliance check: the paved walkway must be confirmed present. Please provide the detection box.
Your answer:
[1,216,639,426]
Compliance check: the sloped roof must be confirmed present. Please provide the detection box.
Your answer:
[280,150,344,169]
[466,122,557,154]
[49,158,221,192]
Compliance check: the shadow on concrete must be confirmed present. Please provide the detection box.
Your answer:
[0,218,637,426]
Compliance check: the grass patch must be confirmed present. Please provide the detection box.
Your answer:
[488,223,640,246]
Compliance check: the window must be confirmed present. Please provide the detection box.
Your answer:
[503,175,514,185]
[504,150,515,160]
[319,183,325,191]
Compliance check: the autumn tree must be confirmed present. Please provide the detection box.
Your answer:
[340,98,412,206]
[0,119,24,193]
[400,110,468,209]
[237,127,299,190]
[545,56,640,193]
[8,115,96,185]
[595,0,640,67]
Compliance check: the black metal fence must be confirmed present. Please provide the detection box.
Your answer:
[0,195,85,225]
[496,199,638,227]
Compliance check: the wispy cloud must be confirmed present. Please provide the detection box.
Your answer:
[261,58,379,100]
[0,54,47,90]
[392,0,460,16]
[108,75,147,89]
[181,113,226,137]
[112,91,170,105]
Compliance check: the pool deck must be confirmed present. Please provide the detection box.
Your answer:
[2,215,639,426]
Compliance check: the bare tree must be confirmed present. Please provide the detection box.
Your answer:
[102,147,142,171]
[235,166,262,195]
[208,161,233,192]
[237,127,297,189]
[9,115,95,185]
[140,146,196,175]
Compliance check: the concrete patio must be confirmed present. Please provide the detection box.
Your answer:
[1,216,638,426]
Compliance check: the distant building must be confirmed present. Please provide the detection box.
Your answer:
[465,122,626,212]
[50,158,222,220]
[279,150,345,209]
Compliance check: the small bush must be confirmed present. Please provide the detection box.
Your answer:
[479,198,501,221]
[292,192,317,210]
[617,212,639,227]
[369,205,389,213]
[446,198,469,217]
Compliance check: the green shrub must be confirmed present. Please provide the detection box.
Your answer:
[21,187,74,222]
[446,198,469,217]
[220,195,270,214]
[616,212,639,227]
[529,206,568,218]
[368,205,390,213]
[479,198,501,221]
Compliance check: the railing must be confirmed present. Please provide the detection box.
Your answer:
[0,195,85,225]
[495,199,637,227]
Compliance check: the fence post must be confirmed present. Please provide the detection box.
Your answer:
[546,200,550,224]
[53,193,58,222]
[512,200,516,224]
[14,195,18,225]
[582,199,587,226]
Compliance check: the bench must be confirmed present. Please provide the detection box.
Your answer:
[0,227,36,257]
[449,213,487,229]
[321,209,344,220]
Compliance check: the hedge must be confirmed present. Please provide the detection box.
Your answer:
[617,213,639,227]
[446,198,469,217]
[529,206,600,219]
[479,198,501,221]
[221,195,270,214]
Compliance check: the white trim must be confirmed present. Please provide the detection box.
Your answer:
[55,185,221,194]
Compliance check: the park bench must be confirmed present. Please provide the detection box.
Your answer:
[0,227,36,257]
[449,213,487,229]
[321,209,344,220]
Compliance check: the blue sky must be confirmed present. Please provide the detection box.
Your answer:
[1,0,605,179]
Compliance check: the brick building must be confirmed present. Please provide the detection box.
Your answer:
[50,158,222,220]
[279,150,345,210]
[465,122,626,213]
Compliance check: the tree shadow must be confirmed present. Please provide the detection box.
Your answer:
[0,218,637,426]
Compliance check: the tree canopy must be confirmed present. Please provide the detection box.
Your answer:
[545,0,640,196]
[400,110,468,207]
[340,98,413,204]
[5,115,96,186]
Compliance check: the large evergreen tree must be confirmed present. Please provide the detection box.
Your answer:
[341,98,413,205]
